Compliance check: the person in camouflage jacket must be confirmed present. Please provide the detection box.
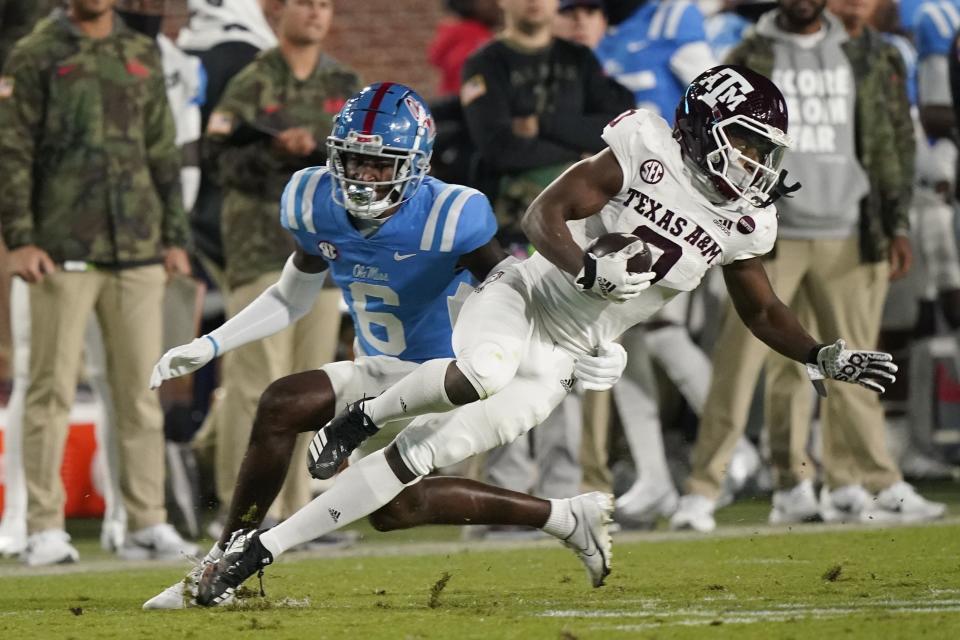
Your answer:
[0,0,196,564]
[200,0,358,529]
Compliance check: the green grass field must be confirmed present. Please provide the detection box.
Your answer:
[2,488,960,639]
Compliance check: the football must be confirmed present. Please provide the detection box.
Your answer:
[585,232,653,273]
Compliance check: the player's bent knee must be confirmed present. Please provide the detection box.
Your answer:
[457,341,519,399]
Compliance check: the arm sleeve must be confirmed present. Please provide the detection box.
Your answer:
[539,49,635,152]
[207,253,327,353]
[600,110,644,194]
[143,48,189,248]
[0,49,42,249]
[918,55,953,106]
[883,44,916,235]
[460,52,581,172]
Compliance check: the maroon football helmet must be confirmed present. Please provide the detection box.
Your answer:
[674,65,793,207]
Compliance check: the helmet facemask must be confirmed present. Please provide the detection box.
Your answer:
[704,115,790,207]
[327,132,432,219]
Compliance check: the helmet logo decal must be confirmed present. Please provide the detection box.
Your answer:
[318,241,339,260]
[404,95,435,142]
[640,159,664,184]
[697,68,755,110]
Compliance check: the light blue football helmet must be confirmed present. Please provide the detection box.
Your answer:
[327,82,436,218]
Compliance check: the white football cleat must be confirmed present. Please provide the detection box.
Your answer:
[669,494,717,532]
[555,492,614,588]
[0,519,27,557]
[118,523,198,561]
[614,482,679,527]
[143,563,205,610]
[769,479,820,524]
[875,481,946,523]
[22,529,80,566]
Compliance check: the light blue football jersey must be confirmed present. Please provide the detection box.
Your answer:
[595,0,707,117]
[704,11,750,64]
[280,168,497,362]
[913,0,960,59]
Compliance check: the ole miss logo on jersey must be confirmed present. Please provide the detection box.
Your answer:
[318,241,339,260]
[640,159,664,184]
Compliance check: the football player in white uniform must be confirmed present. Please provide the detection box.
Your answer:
[196,65,898,605]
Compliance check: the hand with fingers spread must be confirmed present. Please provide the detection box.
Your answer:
[810,339,898,394]
[575,342,627,391]
[150,336,218,389]
[575,241,655,303]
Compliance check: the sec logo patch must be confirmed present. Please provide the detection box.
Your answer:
[640,159,664,184]
[737,216,756,235]
[318,241,339,260]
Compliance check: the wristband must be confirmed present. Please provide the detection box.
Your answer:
[205,335,220,358]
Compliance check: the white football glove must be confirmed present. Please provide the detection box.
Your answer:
[575,343,628,391]
[806,339,898,395]
[575,245,655,303]
[150,336,218,389]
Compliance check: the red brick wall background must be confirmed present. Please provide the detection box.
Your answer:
[165,0,448,99]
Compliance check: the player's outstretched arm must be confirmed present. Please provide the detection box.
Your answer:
[722,258,897,394]
[150,249,328,388]
[521,149,624,277]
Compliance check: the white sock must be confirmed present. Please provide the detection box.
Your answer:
[259,449,412,557]
[364,358,455,427]
[541,499,575,539]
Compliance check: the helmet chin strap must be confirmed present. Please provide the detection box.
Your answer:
[755,169,801,208]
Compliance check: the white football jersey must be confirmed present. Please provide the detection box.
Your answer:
[516,109,778,355]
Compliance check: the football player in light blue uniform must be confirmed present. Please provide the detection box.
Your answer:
[595,0,716,117]
[145,83,627,608]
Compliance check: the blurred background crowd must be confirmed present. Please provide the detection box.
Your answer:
[0,0,959,566]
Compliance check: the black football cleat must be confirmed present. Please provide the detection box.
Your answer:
[307,399,379,480]
[196,529,273,607]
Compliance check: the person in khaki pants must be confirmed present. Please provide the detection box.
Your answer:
[202,0,358,532]
[670,0,945,532]
[0,0,197,565]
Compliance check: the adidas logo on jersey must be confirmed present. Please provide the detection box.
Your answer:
[328,508,341,523]
[713,218,733,236]
[560,376,576,392]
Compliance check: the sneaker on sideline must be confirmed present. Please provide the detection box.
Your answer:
[819,484,898,524]
[875,481,946,523]
[769,479,820,525]
[22,529,79,566]
[0,519,27,557]
[669,494,717,533]
[614,482,679,527]
[118,523,198,561]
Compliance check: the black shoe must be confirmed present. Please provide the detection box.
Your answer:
[196,529,273,607]
[307,400,379,480]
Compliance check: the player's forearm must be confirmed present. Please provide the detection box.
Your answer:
[207,254,326,354]
[742,300,819,364]
[521,202,583,277]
